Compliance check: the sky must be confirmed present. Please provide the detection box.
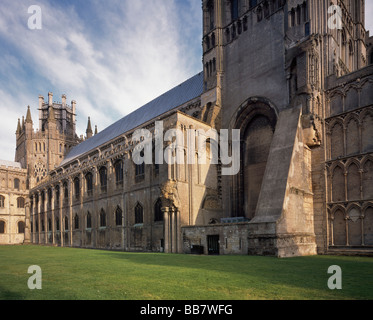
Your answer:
[0,1,372,162]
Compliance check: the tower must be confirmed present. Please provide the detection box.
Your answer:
[15,93,83,189]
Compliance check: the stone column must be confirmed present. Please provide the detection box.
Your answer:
[24,198,31,244]
[171,206,177,253]
[50,186,55,245]
[163,207,170,253]
[37,191,42,244]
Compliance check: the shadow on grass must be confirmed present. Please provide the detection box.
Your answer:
[96,251,373,300]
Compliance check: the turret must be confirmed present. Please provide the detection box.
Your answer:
[86,117,93,139]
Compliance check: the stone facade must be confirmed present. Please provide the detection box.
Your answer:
[4,0,373,257]
[0,161,29,245]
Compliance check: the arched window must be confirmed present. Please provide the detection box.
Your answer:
[231,0,239,21]
[56,217,60,231]
[86,212,92,229]
[135,203,144,224]
[0,221,5,234]
[296,5,301,25]
[64,217,69,231]
[74,214,79,230]
[207,0,214,30]
[263,1,270,17]
[154,198,163,222]
[135,151,145,181]
[14,178,20,190]
[115,206,122,226]
[249,0,257,9]
[115,161,124,185]
[48,218,52,231]
[85,172,93,195]
[18,221,25,234]
[290,8,295,27]
[99,166,107,192]
[17,197,25,208]
[100,209,106,227]
[63,182,68,200]
[74,177,80,199]
[0,195,4,208]
[55,185,60,204]
[48,188,52,204]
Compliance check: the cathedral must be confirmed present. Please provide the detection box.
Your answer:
[1,0,373,257]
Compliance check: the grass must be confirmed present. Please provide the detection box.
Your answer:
[0,245,372,300]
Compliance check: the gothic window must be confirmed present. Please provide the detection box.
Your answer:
[55,185,60,204]
[100,209,106,227]
[207,0,214,30]
[0,221,5,234]
[74,214,79,230]
[211,32,215,47]
[347,163,360,201]
[296,5,301,24]
[330,122,344,159]
[249,0,257,8]
[362,112,373,152]
[115,206,122,226]
[0,195,4,208]
[135,203,144,224]
[243,16,248,31]
[14,178,20,190]
[48,188,52,204]
[332,166,345,202]
[41,219,45,232]
[290,8,295,27]
[85,172,93,195]
[34,162,47,182]
[64,217,69,231]
[74,177,80,199]
[345,118,359,155]
[263,1,270,17]
[231,0,239,21]
[17,197,25,208]
[154,198,163,222]
[135,151,145,181]
[63,182,68,200]
[18,221,25,234]
[205,36,210,50]
[363,160,373,199]
[99,166,108,192]
[56,217,60,231]
[48,218,52,231]
[302,1,308,22]
[115,161,124,185]
[86,212,92,229]
[333,209,346,245]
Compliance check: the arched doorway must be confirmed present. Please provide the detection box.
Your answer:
[232,99,277,219]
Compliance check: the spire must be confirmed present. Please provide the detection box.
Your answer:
[25,106,33,124]
[16,118,21,134]
[86,117,93,139]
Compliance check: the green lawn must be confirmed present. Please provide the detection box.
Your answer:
[0,245,372,300]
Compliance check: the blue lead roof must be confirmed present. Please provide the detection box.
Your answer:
[61,71,204,166]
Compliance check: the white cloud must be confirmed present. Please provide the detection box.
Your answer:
[0,0,202,161]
